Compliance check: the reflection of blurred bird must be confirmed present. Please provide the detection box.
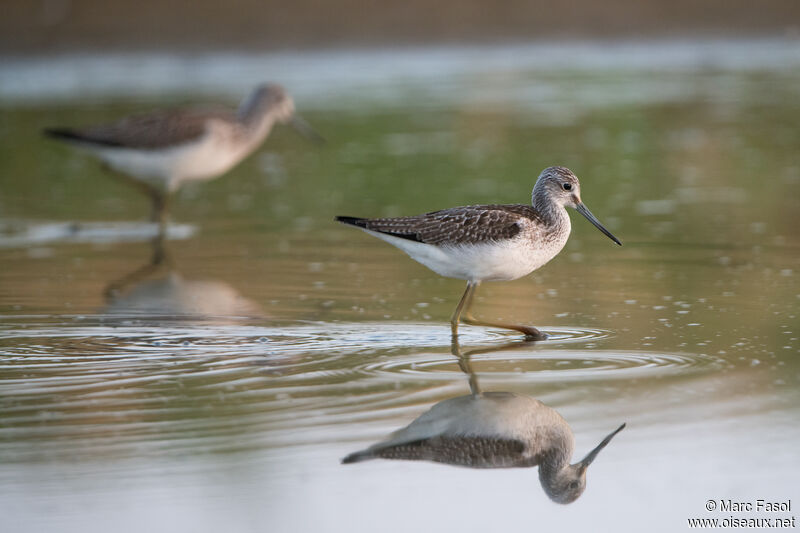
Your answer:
[45,83,323,230]
[343,391,624,504]
[337,166,621,340]
[106,272,262,319]
[104,245,262,320]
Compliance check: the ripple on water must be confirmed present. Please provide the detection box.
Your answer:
[0,219,196,248]
[0,318,607,356]
[0,317,723,462]
[357,349,724,383]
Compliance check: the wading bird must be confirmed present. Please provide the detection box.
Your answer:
[45,83,322,232]
[336,166,621,340]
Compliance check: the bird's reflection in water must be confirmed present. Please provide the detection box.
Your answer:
[343,338,625,504]
[103,240,262,320]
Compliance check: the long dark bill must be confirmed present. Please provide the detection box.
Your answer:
[290,115,325,144]
[577,422,626,473]
[576,203,622,246]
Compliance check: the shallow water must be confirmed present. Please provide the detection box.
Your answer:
[1,41,799,532]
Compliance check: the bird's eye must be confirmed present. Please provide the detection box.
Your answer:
[569,481,580,490]
[562,183,573,191]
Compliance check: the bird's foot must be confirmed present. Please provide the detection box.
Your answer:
[460,314,547,342]
[518,326,548,342]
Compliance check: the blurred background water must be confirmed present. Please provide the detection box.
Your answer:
[1,2,799,532]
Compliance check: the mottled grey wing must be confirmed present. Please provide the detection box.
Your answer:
[47,109,234,149]
[369,435,530,468]
[355,205,539,246]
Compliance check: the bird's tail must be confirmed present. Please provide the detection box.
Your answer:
[341,449,374,464]
[42,128,86,143]
[335,216,368,228]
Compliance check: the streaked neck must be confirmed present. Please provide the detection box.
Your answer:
[537,445,572,490]
[238,104,278,146]
[532,187,568,227]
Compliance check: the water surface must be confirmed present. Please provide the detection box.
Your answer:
[1,41,799,532]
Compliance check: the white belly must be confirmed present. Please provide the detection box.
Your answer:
[366,230,569,282]
[87,134,249,193]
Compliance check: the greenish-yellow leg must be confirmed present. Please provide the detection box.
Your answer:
[450,337,481,396]
[450,282,478,337]
[103,164,171,241]
[451,281,547,341]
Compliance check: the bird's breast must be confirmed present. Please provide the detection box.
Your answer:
[444,231,569,282]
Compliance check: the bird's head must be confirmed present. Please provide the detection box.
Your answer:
[534,166,622,246]
[540,423,626,504]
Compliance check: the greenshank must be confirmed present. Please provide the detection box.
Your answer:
[45,83,322,231]
[343,385,625,503]
[336,166,621,340]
